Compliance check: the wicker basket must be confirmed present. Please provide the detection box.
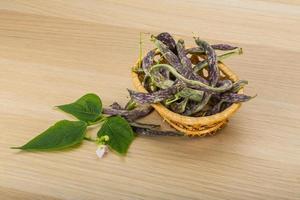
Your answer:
[131,58,244,136]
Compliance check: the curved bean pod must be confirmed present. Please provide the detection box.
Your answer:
[109,102,123,110]
[176,39,208,84]
[170,98,189,114]
[133,127,183,136]
[230,80,248,93]
[103,104,153,122]
[149,64,232,93]
[152,36,209,88]
[128,83,185,104]
[194,38,219,86]
[194,48,243,73]
[186,44,238,55]
[156,32,177,54]
[211,44,238,50]
[221,93,255,103]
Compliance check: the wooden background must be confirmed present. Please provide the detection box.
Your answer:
[0,0,299,199]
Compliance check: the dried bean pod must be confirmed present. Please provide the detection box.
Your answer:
[207,80,250,115]
[185,80,232,115]
[127,83,185,104]
[142,49,168,89]
[194,38,219,86]
[133,127,183,136]
[176,39,194,78]
[176,88,204,102]
[129,122,160,129]
[159,68,170,80]
[208,100,225,115]
[220,102,233,112]
[230,80,248,93]
[211,44,238,50]
[186,80,236,115]
[150,64,232,93]
[156,32,177,54]
[142,49,155,75]
[170,98,189,114]
[221,93,255,103]
[194,48,243,73]
[190,38,219,116]
[151,36,190,79]
[211,80,245,99]
[186,44,238,55]
[103,105,153,122]
[176,39,208,84]
[109,102,123,110]
[183,92,211,116]
[185,47,205,55]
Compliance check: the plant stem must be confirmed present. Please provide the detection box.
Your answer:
[164,95,180,106]
[84,136,96,142]
[125,99,137,110]
[87,116,108,126]
[139,32,143,68]
[193,48,243,73]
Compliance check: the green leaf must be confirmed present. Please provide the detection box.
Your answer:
[57,93,102,123]
[12,120,87,151]
[97,116,135,155]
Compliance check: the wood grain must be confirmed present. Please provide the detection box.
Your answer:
[0,1,299,199]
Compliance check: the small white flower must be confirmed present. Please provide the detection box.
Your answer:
[96,145,108,158]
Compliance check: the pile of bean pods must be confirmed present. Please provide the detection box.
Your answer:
[129,32,254,117]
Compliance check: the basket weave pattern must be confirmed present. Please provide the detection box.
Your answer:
[131,60,243,136]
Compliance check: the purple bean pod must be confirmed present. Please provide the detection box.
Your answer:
[103,104,153,122]
[129,122,160,129]
[176,39,208,84]
[230,80,248,93]
[170,98,189,114]
[187,38,219,116]
[183,92,211,116]
[142,49,156,75]
[142,49,170,89]
[194,38,219,86]
[127,83,185,104]
[176,39,194,77]
[221,93,255,103]
[156,32,177,54]
[186,44,238,54]
[185,47,205,55]
[211,44,238,50]
[208,100,225,115]
[133,127,183,136]
[187,82,233,115]
[109,102,123,110]
[151,36,189,79]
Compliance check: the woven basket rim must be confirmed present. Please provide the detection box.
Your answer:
[131,58,243,125]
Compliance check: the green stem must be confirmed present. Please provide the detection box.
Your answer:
[164,95,180,106]
[149,64,232,92]
[125,99,137,110]
[132,67,144,73]
[139,32,143,68]
[84,136,97,142]
[87,116,108,126]
[194,48,243,73]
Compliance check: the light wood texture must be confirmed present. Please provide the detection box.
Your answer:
[0,1,299,199]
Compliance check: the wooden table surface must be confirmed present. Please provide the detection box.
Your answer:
[0,1,299,199]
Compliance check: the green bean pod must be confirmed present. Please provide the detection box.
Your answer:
[149,64,232,93]
[194,48,243,73]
